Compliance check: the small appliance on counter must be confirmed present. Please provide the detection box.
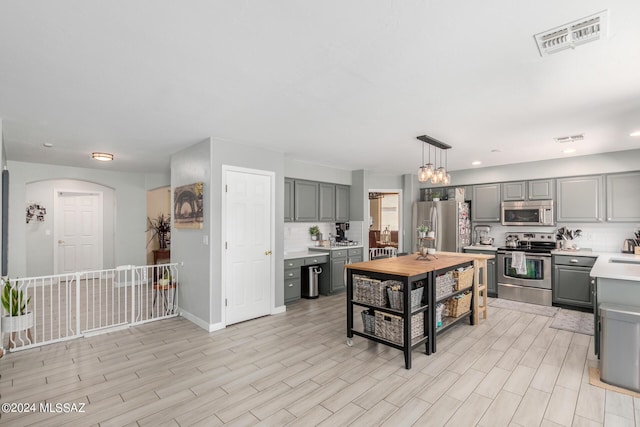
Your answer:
[622,238,638,254]
[473,225,494,246]
[335,222,349,242]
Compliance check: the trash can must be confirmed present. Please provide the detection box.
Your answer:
[600,303,640,392]
[302,266,322,299]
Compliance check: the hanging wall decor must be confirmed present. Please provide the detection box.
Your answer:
[26,203,47,224]
[174,182,204,229]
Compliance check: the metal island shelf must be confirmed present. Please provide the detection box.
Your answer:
[345,252,492,369]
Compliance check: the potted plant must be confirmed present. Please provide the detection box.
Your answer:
[309,225,320,241]
[1,278,34,348]
[417,225,429,238]
[147,213,171,249]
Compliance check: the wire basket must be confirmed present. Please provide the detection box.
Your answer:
[436,271,455,299]
[353,275,387,307]
[445,291,472,318]
[453,267,474,290]
[361,310,376,334]
[387,285,424,311]
[374,311,424,345]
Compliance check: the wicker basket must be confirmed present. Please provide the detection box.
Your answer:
[353,275,387,307]
[387,285,424,311]
[453,267,474,290]
[374,311,424,345]
[435,271,455,299]
[445,291,472,318]
[361,310,376,334]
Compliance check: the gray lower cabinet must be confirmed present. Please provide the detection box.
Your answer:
[294,180,319,222]
[319,183,336,222]
[552,255,596,310]
[606,171,640,222]
[464,249,497,296]
[335,185,350,222]
[556,175,604,222]
[318,247,363,295]
[472,183,501,222]
[284,258,304,304]
[284,178,294,222]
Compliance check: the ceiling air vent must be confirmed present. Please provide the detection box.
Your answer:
[554,134,584,144]
[534,10,608,57]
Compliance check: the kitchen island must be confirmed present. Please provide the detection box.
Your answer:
[590,252,640,358]
[345,252,493,369]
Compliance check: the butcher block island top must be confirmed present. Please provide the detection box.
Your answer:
[346,252,492,277]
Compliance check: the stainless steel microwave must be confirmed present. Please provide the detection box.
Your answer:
[501,200,555,226]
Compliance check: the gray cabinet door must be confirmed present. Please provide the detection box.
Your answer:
[606,172,640,222]
[284,178,294,222]
[528,179,555,200]
[556,176,604,222]
[487,259,497,296]
[472,184,501,222]
[553,265,592,308]
[284,278,301,303]
[330,257,346,293]
[335,185,350,222]
[502,182,526,201]
[318,183,336,222]
[294,180,319,222]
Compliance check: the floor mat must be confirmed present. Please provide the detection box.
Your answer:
[550,308,594,335]
[488,298,559,317]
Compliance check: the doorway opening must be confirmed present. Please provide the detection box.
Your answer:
[146,186,171,266]
[368,191,402,259]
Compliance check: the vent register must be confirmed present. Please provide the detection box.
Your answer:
[534,10,608,57]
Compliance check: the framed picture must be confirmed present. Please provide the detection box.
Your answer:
[174,182,204,229]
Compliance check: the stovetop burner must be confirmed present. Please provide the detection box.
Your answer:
[500,232,556,254]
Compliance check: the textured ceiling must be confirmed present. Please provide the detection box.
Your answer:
[1,1,639,173]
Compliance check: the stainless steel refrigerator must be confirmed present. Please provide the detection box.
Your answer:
[412,200,471,252]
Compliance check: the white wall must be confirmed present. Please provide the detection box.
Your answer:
[284,158,351,185]
[25,180,116,277]
[7,160,169,277]
[170,140,212,328]
[445,149,640,187]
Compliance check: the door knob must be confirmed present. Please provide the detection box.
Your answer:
[265,250,272,255]
[58,240,64,244]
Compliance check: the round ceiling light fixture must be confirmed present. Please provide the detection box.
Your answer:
[563,148,577,154]
[91,152,114,161]
[471,160,482,166]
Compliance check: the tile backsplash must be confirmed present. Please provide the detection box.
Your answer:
[284,221,364,253]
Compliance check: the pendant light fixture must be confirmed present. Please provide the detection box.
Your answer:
[416,135,452,185]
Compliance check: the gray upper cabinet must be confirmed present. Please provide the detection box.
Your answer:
[335,185,350,222]
[528,179,555,200]
[294,180,319,222]
[502,181,526,201]
[284,178,294,222]
[606,172,640,222]
[472,184,501,222]
[319,183,336,222]
[556,175,604,222]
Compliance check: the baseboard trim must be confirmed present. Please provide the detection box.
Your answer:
[180,309,217,332]
[272,305,286,315]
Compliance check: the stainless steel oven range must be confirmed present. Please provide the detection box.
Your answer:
[497,232,556,306]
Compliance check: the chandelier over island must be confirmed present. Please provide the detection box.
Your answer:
[417,135,451,185]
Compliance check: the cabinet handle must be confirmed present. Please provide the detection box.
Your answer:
[287,273,293,277]
[288,283,293,287]
[313,259,317,263]
[570,259,579,263]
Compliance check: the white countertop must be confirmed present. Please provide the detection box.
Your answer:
[551,249,597,257]
[284,245,363,260]
[590,252,640,282]
[464,245,499,251]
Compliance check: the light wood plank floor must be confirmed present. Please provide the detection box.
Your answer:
[0,294,637,426]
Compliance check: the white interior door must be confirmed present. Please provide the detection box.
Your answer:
[224,168,273,325]
[54,191,104,274]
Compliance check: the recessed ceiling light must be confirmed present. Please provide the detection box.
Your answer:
[563,148,577,154]
[43,143,54,148]
[91,152,114,161]
[630,131,640,137]
[472,161,482,166]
